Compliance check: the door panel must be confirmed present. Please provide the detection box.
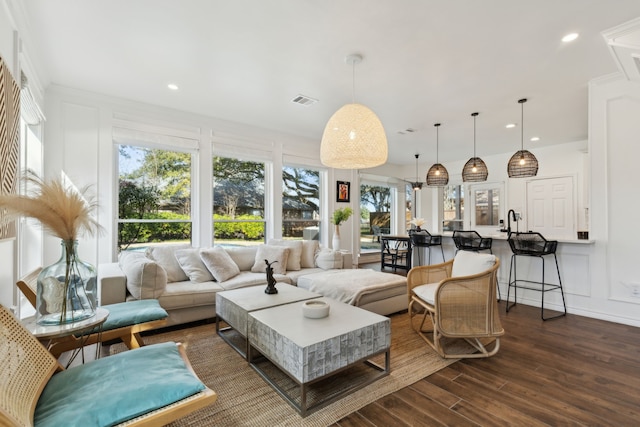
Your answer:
[526,177,574,239]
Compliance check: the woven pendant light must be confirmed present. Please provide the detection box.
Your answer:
[426,123,449,186]
[507,98,539,177]
[320,54,388,169]
[462,112,488,182]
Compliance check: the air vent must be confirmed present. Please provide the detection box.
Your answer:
[397,128,417,135]
[291,94,318,106]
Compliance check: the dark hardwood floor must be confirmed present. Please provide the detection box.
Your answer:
[333,263,640,426]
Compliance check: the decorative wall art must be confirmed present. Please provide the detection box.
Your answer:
[336,180,350,203]
[0,56,20,241]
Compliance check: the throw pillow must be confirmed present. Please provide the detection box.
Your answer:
[119,252,168,299]
[267,239,303,271]
[200,246,241,282]
[451,250,496,277]
[174,248,214,283]
[223,246,258,271]
[300,240,320,268]
[315,248,343,270]
[251,245,289,275]
[145,244,190,283]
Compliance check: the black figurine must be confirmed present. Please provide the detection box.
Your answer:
[264,259,278,294]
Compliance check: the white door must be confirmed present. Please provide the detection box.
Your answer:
[526,176,574,239]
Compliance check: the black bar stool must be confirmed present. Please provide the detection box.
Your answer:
[452,230,499,300]
[410,230,445,266]
[506,232,567,320]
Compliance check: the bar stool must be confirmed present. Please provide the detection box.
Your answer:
[410,230,445,266]
[452,230,499,300]
[506,232,567,320]
[452,230,493,254]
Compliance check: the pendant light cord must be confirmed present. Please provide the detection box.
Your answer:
[435,123,440,164]
[472,113,478,158]
[521,99,525,150]
[351,60,356,104]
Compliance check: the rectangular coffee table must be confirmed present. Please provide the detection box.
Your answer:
[215,283,321,359]
[247,297,391,417]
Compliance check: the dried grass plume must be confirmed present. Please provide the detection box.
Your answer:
[0,172,102,241]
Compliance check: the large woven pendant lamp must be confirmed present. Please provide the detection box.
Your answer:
[426,123,449,186]
[320,54,388,169]
[507,98,538,177]
[462,112,488,182]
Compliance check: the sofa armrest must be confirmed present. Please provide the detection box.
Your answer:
[99,263,127,305]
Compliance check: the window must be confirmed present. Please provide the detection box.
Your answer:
[443,185,464,231]
[282,166,320,240]
[474,188,500,226]
[212,156,266,246]
[117,145,192,251]
[360,183,392,252]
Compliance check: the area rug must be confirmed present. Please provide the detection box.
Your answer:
[109,312,460,426]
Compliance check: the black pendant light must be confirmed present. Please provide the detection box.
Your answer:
[426,123,449,186]
[462,112,488,182]
[412,154,423,191]
[507,98,539,178]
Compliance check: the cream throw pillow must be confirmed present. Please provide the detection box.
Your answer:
[145,244,190,283]
[315,249,343,270]
[267,239,303,271]
[200,246,241,282]
[223,246,258,271]
[174,248,214,283]
[119,251,168,299]
[300,240,320,268]
[451,251,496,277]
[251,245,289,275]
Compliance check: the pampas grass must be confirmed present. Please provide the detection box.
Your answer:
[0,171,101,241]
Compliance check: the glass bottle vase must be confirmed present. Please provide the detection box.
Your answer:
[36,239,97,325]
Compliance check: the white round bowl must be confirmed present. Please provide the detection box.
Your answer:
[302,300,330,319]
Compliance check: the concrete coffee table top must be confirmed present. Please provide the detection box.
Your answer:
[215,283,321,359]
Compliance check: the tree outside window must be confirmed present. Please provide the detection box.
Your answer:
[117,145,192,251]
[212,156,265,245]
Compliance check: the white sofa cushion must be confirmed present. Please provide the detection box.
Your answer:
[174,248,214,283]
[300,240,320,268]
[223,246,258,271]
[118,251,167,299]
[200,246,241,282]
[145,244,190,283]
[315,249,343,270]
[451,251,496,277]
[412,283,438,305]
[267,239,303,271]
[251,244,289,275]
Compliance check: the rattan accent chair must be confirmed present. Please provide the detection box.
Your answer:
[0,303,217,426]
[17,268,168,358]
[407,251,503,358]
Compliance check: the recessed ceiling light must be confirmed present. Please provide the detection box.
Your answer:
[505,123,516,129]
[167,83,179,91]
[530,136,540,142]
[562,33,579,43]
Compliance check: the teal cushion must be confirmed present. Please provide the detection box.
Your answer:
[101,300,168,331]
[34,342,205,427]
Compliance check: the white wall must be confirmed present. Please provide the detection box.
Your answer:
[589,73,640,323]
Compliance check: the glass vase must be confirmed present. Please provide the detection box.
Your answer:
[36,239,97,325]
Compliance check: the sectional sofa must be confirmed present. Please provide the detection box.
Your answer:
[99,240,353,327]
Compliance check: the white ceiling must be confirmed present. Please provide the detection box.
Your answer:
[20,0,640,166]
